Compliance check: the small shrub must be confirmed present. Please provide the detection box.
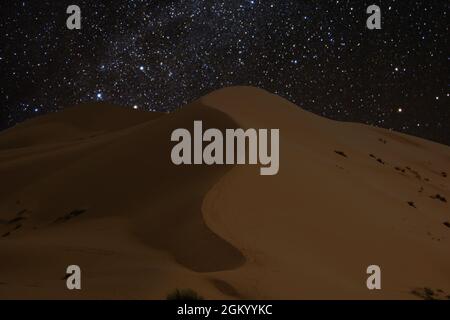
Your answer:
[411,288,436,300]
[424,287,434,297]
[407,201,416,208]
[166,288,204,300]
[431,194,447,203]
[334,150,347,158]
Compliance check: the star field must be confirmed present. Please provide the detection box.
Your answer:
[0,1,448,144]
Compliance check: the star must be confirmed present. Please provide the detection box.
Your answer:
[0,1,448,145]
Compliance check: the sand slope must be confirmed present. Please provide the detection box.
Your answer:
[0,87,449,299]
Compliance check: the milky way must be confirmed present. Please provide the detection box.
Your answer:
[0,1,448,144]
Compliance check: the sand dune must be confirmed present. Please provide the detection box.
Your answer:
[0,87,449,299]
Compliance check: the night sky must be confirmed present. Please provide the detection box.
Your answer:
[0,1,448,144]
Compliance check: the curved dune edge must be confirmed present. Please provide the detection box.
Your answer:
[128,102,247,273]
[198,86,450,299]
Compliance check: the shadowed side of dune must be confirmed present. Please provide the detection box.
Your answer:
[127,102,246,272]
[0,101,246,274]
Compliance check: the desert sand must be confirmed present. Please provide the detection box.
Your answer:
[0,87,449,299]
